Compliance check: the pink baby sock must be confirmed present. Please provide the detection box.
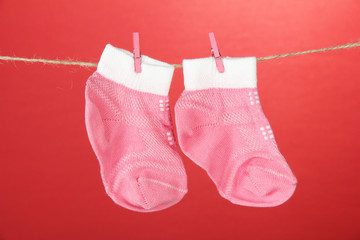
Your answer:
[175,56,297,207]
[85,44,187,212]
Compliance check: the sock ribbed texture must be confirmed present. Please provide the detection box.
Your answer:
[85,44,187,212]
[175,56,297,207]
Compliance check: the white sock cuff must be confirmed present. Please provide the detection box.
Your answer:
[182,56,257,90]
[97,44,175,96]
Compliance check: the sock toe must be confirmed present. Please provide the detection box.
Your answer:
[106,166,187,212]
[137,176,187,211]
[229,157,297,207]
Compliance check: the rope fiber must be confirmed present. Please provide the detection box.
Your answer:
[0,41,359,68]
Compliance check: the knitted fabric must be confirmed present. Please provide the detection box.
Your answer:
[85,45,187,212]
[175,56,297,207]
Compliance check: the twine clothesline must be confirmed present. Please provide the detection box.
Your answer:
[0,41,359,68]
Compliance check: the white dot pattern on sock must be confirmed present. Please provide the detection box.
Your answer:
[166,131,175,146]
[249,91,260,105]
[159,99,170,111]
[260,125,274,140]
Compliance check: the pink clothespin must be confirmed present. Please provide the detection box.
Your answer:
[133,32,141,73]
[209,32,225,73]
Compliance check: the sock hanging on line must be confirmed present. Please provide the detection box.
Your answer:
[85,44,187,212]
[175,56,297,207]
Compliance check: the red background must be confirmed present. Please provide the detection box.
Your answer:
[1,1,360,239]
